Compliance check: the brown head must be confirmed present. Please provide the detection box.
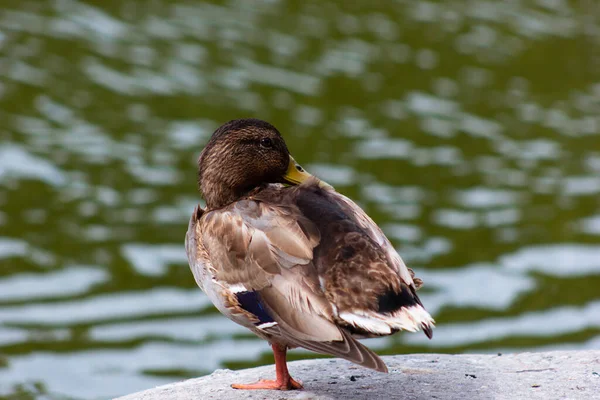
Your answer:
[198,118,313,209]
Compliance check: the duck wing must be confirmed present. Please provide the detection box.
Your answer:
[188,196,387,372]
[291,182,435,339]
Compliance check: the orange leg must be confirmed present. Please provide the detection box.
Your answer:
[231,343,303,390]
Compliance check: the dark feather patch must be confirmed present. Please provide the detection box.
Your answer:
[376,285,417,314]
[236,291,274,325]
[422,323,433,339]
[295,185,349,226]
[340,246,356,260]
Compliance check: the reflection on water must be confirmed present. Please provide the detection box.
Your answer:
[1,1,600,399]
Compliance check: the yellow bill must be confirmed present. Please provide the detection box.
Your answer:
[282,155,333,189]
[283,155,313,185]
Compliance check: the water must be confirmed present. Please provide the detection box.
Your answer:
[1,1,600,399]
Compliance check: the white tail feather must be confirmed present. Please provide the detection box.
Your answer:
[339,305,435,335]
[339,312,392,335]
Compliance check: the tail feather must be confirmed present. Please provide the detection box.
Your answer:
[422,323,433,339]
[283,329,388,373]
[338,304,435,338]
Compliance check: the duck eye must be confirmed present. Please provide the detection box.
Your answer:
[260,138,273,148]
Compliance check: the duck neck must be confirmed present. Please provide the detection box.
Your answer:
[199,175,239,210]
[199,165,261,210]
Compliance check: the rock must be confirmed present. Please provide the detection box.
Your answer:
[117,351,600,400]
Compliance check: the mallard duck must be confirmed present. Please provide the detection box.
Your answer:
[185,118,434,390]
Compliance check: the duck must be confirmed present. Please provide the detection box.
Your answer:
[185,118,434,390]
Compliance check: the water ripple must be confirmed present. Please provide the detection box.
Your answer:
[0,267,107,302]
[0,289,210,326]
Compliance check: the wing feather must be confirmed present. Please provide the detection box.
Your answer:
[189,182,433,372]
[292,183,435,338]
[199,199,342,343]
[332,191,416,287]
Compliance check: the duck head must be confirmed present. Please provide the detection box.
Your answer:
[198,118,314,209]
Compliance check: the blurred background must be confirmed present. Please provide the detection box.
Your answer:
[1,0,600,399]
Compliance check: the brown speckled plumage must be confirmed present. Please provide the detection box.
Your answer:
[185,119,435,388]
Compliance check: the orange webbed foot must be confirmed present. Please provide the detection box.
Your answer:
[231,377,303,390]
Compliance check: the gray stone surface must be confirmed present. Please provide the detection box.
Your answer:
[117,351,600,400]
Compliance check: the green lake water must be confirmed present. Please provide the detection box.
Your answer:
[1,1,600,399]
